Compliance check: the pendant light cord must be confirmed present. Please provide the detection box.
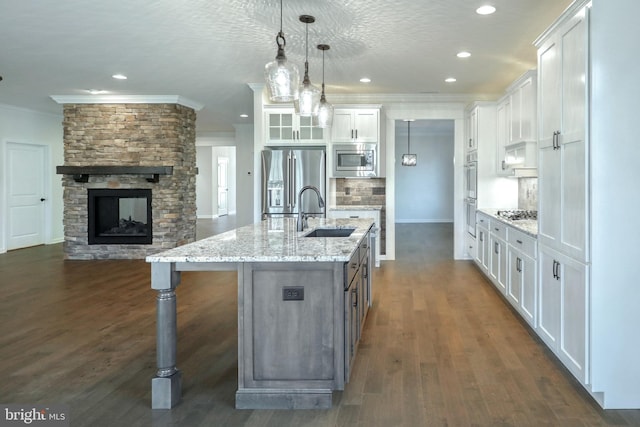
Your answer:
[276,0,285,48]
[407,121,411,153]
[304,20,310,76]
[321,49,325,93]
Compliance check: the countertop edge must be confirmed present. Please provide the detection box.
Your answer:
[477,208,538,238]
[146,218,374,264]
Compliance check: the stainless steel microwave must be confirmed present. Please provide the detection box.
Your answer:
[333,144,377,177]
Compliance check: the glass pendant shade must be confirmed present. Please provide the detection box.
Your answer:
[315,94,334,128]
[264,1,299,102]
[296,75,321,116]
[265,37,300,102]
[314,43,333,128]
[294,15,320,116]
[402,120,417,166]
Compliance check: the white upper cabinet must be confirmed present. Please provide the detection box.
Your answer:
[509,72,536,145]
[466,106,478,152]
[496,96,511,175]
[265,109,325,144]
[499,71,538,174]
[331,108,379,143]
[536,7,589,262]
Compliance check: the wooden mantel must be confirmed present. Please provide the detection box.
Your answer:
[56,165,173,183]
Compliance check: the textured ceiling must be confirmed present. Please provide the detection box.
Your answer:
[0,0,573,132]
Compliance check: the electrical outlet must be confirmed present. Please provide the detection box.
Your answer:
[282,286,304,301]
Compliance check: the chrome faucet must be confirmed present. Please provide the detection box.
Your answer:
[297,185,325,232]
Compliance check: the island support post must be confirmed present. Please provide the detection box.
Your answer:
[151,262,182,409]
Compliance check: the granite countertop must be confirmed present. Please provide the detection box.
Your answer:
[330,205,383,210]
[146,217,374,264]
[478,208,538,237]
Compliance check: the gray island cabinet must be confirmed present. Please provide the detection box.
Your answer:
[146,217,374,410]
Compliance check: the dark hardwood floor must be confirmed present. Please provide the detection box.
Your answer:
[1,222,639,426]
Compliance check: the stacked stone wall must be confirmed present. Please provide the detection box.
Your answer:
[61,103,196,259]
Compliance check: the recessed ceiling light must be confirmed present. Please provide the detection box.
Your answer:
[457,51,471,58]
[476,5,496,15]
[86,89,109,95]
[360,77,371,83]
[445,77,457,83]
[112,74,127,80]
[240,114,249,118]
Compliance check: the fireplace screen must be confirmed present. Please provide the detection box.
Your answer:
[88,189,152,244]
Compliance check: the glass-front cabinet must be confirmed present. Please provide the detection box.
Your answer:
[266,109,324,144]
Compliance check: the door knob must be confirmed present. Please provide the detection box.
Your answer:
[40,198,46,202]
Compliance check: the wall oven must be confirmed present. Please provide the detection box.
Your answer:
[333,143,377,177]
[465,151,478,237]
[465,151,477,199]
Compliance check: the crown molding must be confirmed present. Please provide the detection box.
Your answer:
[49,95,204,111]
[326,92,494,105]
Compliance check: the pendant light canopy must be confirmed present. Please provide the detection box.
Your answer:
[294,15,320,117]
[314,44,334,128]
[264,0,299,102]
[402,119,417,166]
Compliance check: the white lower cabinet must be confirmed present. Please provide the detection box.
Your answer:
[506,229,537,327]
[474,214,539,331]
[489,222,508,294]
[475,212,491,274]
[538,244,589,385]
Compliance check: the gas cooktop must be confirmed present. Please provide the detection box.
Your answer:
[496,209,538,221]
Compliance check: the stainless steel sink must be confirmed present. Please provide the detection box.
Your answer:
[303,227,356,238]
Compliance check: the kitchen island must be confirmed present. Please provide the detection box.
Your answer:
[146,217,374,410]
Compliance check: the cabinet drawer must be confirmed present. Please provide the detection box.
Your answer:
[345,248,360,288]
[491,221,508,241]
[359,232,370,262]
[476,212,491,229]
[508,228,537,258]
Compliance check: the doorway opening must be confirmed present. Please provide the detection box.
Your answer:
[394,119,455,224]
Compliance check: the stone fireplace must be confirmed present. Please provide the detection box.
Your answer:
[57,103,197,260]
[87,188,152,245]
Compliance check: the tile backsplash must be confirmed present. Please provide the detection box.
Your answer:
[334,178,386,255]
[518,178,538,211]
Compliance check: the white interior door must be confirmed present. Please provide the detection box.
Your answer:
[217,157,229,216]
[6,142,47,250]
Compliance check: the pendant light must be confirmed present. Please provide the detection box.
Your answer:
[264,0,299,102]
[314,44,334,128]
[402,119,417,166]
[294,15,320,117]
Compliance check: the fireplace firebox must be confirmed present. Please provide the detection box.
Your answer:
[88,189,152,245]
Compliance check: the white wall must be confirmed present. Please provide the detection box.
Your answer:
[195,146,214,217]
[0,104,63,253]
[590,0,640,408]
[233,123,255,227]
[395,120,454,223]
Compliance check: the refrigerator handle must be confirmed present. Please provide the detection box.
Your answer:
[286,152,292,209]
[292,154,297,208]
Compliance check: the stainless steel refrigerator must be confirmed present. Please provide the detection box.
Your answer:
[262,147,326,218]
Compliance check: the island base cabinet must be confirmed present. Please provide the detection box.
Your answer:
[537,245,589,385]
[237,262,345,409]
